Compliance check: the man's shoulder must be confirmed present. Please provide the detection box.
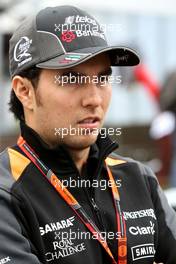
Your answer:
[0,146,31,191]
[106,152,157,181]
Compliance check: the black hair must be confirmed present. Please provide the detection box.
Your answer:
[9,67,42,121]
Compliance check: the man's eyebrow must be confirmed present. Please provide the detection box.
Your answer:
[60,70,85,77]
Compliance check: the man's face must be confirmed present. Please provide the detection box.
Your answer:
[31,53,112,149]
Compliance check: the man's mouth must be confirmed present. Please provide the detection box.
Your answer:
[78,117,101,129]
[79,117,100,124]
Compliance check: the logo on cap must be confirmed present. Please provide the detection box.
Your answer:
[14,36,32,67]
[65,16,75,24]
[61,31,76,43]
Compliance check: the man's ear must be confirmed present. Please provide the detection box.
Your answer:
[12,76,35,111]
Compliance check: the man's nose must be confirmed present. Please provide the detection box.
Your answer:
[81,84,103,108]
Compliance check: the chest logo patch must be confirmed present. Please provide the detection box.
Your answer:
[131,243,155,261]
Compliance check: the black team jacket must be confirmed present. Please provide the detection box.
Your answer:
[0,122,176,264]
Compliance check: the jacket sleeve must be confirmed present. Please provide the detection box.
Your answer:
[0,188,45,264]
[144,166,176,264]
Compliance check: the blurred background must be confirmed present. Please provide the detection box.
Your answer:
[1,0,176,206]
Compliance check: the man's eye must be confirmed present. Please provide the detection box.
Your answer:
[63,74,80,85]
[67,75,79,83]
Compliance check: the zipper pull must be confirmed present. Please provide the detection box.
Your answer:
[91,198,99,211]
[91,198,107,234]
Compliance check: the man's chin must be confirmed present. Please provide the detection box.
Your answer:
[67,134,98,150]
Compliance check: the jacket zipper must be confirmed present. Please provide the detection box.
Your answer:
[91,197,107,232]
[81,185,105,232]
[80,142,118,236]
[89,142,118,234]
[91,141,117,199]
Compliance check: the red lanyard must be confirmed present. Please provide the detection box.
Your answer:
[17,136,127,264]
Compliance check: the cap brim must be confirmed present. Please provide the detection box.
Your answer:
[36,46,140,70]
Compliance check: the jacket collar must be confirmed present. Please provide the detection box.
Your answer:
[19,122,118,176]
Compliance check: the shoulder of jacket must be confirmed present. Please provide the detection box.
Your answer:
[106,152,157,181]
[0,147,31,191]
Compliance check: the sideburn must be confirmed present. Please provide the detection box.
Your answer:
[34,87,43,107]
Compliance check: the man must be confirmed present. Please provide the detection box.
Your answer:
[0,5,176,264]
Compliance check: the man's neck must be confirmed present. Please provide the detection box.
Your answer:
[67,147,90,175]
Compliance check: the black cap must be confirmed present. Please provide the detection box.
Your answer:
[9,5,140,77]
